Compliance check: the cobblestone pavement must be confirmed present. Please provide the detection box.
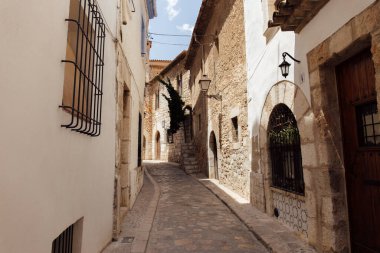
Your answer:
[103,167,160,253]
[145,162,268,253]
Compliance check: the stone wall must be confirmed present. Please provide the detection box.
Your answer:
[144,55,191,163]
[189,0,250,198]
[304,2,380,252]
[257,81,313,242]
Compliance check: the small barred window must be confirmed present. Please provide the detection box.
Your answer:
[61,0,106,136]
[268,104,304,195]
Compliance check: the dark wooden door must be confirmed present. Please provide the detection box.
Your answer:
[336,48,380,253]
[184,113,193,143]
[156,132,161,160]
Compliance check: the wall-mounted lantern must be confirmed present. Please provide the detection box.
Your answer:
[199,74,212,92]
[279,52,300,78]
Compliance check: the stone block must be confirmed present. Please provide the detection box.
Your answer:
[298,110,315,143]
[352,2,380,41]
[309,69,320,89]
[294,89,310,121]
[283,82,296,109]
[307,38,330,72]
[301,143,318,167]
[329,24,353,55]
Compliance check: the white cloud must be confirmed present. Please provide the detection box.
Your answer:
[176,23,194,33]
[166,0,180,20]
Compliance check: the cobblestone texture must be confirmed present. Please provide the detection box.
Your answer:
[103,164,160,253]
[146,162,268,253]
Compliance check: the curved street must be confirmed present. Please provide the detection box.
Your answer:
[145,162,268,253]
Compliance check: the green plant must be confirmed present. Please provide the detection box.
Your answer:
[268,124,299,143]
[159,78,185,134]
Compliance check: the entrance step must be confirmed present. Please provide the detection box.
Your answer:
[181,142,200,174]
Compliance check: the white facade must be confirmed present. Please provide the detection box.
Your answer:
[293,0,375,92]
[244,0,295,139]
[119,0,155,206]
[244,0,375,139]
[0,0,155,252]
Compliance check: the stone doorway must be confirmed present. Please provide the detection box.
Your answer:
[155,131,161,160]
[336,48,380,252]
[184,106,193,143]
[208,131,218,179]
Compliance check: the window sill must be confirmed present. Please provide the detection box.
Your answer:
[270,186,305,200]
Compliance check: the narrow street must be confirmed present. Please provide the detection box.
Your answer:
[104,161,269,253]
[146,162,268,253]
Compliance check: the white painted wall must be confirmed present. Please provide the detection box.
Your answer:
[294,0,375,97]
[0,0,117,252]
[244,0,375,146]
[119,0,152,206]
[244,0,295,141]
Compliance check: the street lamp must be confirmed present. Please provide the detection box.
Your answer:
[279,52,300,78]
[199,74,212,92]
[199,74,222,101]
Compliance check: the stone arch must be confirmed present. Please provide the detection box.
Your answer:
[155,131,161,160]
[257,80,316,240]
[208,131,219,179]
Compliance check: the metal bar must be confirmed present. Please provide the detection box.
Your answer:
[61,0,105,136]
[77,0,93,133]
[94,23,105,136]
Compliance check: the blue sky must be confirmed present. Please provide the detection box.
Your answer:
[149,0,202,60]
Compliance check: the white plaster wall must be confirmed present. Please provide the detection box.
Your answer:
[294,0,375,96]
[244,0,296,140]
[243,0,375,151]
[120,0,151,206]
[0,0,117,252]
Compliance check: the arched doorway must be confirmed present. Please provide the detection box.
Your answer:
[155,131,161,160]
[209,131,218,179]
[184,106,193,143]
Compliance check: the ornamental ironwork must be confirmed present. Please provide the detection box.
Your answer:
[268,104,304,195]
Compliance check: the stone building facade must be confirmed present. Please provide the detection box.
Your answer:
[144,51,192,163]
[148,59,171,80]
[244,0,379,252]
[185,0,250,198]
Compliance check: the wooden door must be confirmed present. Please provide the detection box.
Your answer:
[184,108,193,143]
[156,132,161,160]
[336,48,380,253]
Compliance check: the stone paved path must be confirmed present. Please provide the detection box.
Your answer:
[145,162,268,253]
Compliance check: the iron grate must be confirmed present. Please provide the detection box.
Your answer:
[60,0,106,137]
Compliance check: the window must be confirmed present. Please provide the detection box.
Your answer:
[268,104,304,195]
[141,17,146,55]
[138,113,142,166]
[155,90,160,109]
[176,73,183,96]
[52,224,74,253]
[231,116,238,142]
[356,101,380,146]
[51,218,83,253]
[61,0,106,136]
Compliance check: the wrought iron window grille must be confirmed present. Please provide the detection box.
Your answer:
[268,104,305,195]
[356,101,380,147]
[60,0,106,137]
[51,224,74,253]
